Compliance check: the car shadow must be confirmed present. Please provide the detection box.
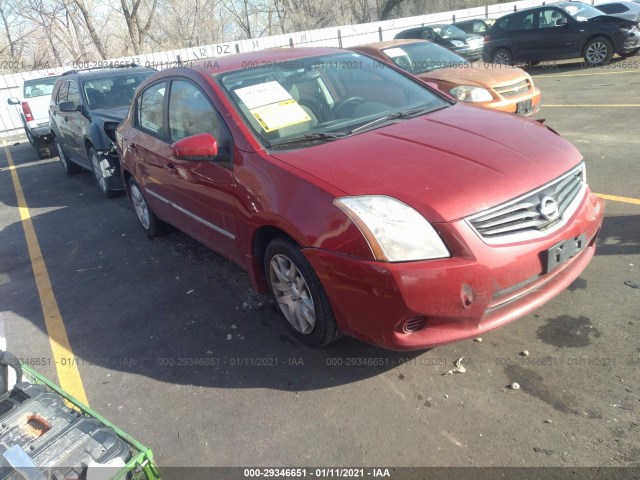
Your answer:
[0,143,421,393]
[595,213,640,257]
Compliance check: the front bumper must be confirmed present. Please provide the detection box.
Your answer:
[481,86,542,116]
[304,190,604,351]
[621,31,640,51]
[453,45,483,61]
[96,148,125,190]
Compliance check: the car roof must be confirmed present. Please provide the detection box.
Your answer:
[61,66,156,80]
[189,47,344,75]
[499,1,574,14]
[352,39,431,50]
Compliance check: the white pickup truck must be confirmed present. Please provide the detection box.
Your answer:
[7,75,60,158]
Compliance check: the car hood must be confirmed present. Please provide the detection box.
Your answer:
[443,34,479,44]
[270,105,582,223]
[589,13,636,26]
[91,106,129,123]
[418,63,530,88]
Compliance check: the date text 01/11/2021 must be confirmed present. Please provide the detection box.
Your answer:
[243,468,391,477]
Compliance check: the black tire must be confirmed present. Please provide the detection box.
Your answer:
[264,236,340,348]
[583,37,613,66]
[89,147,117,198]
[128,178,167,236]
[25,128,35,146]
[492,48,514,65]
[56,139,81,175]
[36,145,50,159]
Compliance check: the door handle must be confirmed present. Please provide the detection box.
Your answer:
[129,143,139,153]
[164,163,178,175]
[64,116,68,122]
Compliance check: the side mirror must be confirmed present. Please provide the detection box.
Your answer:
[7,97,19,105]
[59,101,78,112]
[556,17,568,26]
[171,133,218,161]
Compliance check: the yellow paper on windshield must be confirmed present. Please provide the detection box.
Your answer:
[250,100,311,133]
[235,81,311,132]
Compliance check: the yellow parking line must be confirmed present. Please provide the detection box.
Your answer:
[596,193,640,205]
[3,146,89,405]
[544,104,640,107]
[534,70,639,78]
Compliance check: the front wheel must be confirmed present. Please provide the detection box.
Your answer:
[128,178,167,236]
[584,37,613,66]
[265,237,340,348]
[90,148,117,198]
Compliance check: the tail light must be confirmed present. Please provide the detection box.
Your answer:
[21,102,34,122]
[484,35,491,42]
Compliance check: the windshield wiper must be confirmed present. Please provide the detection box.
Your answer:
[348,106,438,135]
[270,132,346,148]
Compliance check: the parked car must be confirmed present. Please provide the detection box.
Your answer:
[49,65,155,197]
[394,24,484,60]
[7,75,60,158]
[483,1,640,65]
[116,47,603,351]
[453,18,495,35]
[595,1,640,23]
[351,40,541,116]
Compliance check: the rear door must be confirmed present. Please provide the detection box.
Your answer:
[51,81,71,146]
[127,81,177,225]
[507,11,542,60]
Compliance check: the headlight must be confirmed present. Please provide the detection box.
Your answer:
[450,40,465,47]
[450,86,494,102]
[334,195,450,262]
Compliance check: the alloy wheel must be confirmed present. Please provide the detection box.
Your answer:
[91,153,108,193]
[269,253,316,334]
[586,41,608,65]
[493,51,511,65]
[130,184,151,230]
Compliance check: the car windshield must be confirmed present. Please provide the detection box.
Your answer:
[23,77,59,98]
[82,72,153,110]
[382,42,468,74]
[432,25,467,38]
[560,3,604,20]
[217,52,448,149]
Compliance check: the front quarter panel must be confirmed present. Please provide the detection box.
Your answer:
[232,151,375,291]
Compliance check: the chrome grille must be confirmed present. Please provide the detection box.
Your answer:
[467,164,586,242]
[494,79,531,98]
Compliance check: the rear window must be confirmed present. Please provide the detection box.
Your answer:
[23,76,60,98]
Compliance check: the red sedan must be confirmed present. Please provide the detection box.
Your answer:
[116,47,603,350]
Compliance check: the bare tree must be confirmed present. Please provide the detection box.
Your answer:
[0,0,21,56]
[120,0,158,54]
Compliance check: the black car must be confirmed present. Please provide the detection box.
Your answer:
[483,2,640,66]
[453,18,495,35]
[394,24,484,60]
[49,65,155,197]
[595,1,640,22]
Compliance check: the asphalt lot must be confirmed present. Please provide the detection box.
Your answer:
[0,56,639,473]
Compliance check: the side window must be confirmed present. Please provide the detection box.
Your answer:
[67,81,80,106]
[522,13,536,29]
[168,80,218,142]
[136,82,167,136]
[472,21,487,34]
[56,82,69,105]
[539,9,565,28]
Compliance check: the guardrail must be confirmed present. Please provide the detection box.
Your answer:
[0,0,602,138]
